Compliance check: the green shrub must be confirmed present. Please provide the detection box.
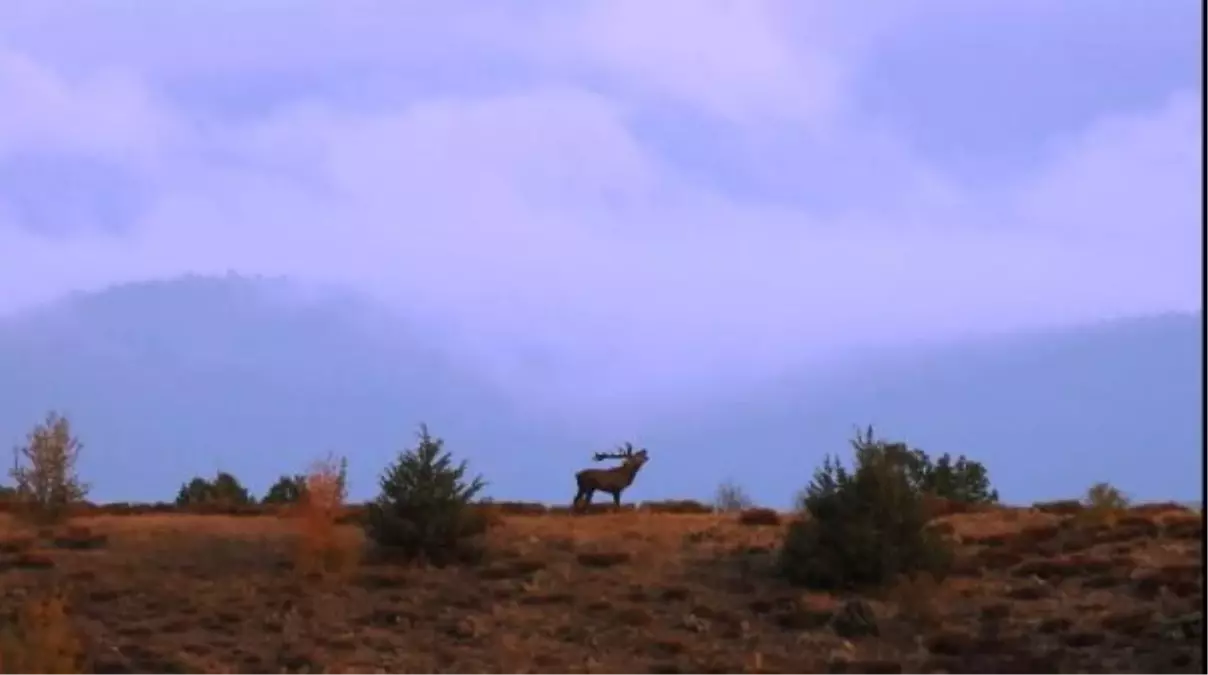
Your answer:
[211,472,253,505]
[175,477,214,506]
[713,479,753,513]
[787,427,1000,510]
[862,430,998,506]
[363,424,489,565]
[174,471,254,508]
[262,474,307,505]
[779,427,953,591]
[8,412,90,524]
[912,451,999,505]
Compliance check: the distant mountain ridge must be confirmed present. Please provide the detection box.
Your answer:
[0,276,1201,506]
[644,310,1203,504]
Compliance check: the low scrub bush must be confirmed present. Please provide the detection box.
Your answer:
[779,427,953,591]
[641,499,713,515]
[1080,481,1131,526]
[1085,482,1130,510]
[1032,499,1085,516]
[363,424,490,566]
[737,507,782,526]
[713,479,753,513]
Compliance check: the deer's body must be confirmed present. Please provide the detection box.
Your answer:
[573,445,649,512]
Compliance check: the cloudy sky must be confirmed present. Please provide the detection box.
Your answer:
[0,0,1202,399]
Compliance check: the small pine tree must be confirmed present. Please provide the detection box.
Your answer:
[780,428,952,590]
[8,412,90,524]
[714,479,753,513]
[363,424,488,565]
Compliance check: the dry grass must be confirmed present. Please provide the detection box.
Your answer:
[0,585,84,674]
[0,505,1200,673]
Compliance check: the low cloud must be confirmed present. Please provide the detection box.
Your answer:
[0,1,1201,410]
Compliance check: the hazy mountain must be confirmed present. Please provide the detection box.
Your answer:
[0,276,1201,506]
[0,276,576,502]
[645,312,1203,505]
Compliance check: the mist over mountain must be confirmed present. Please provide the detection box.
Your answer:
[0,276,1201,506]
[645,312,1203,504]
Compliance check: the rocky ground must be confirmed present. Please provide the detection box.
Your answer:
[0,505,1202,673]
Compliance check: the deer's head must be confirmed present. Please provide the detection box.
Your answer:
[593,442,649,470]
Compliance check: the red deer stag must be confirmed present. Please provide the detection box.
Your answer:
[572,443,649,513]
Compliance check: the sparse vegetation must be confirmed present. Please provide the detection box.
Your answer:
[362,424,489,565]
[713,479,753,513]
[0,461,1188,671]
[0,485,1198,672]
[779,427,954,591]
[7,412,90,524]
[0,413,1195,672]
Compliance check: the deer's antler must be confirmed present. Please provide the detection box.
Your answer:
[593,442,636,462]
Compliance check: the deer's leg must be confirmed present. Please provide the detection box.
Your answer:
[612,491,622,510]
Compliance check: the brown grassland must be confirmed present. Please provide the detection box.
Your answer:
[0,504,1202,674]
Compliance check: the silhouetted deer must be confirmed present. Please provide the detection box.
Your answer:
[572,443,650,512]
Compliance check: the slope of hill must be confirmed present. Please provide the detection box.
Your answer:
[0,507,1201,672]
[0,276,1201,505]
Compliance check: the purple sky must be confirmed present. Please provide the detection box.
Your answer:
[0,0,1202,406]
